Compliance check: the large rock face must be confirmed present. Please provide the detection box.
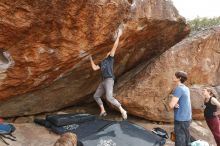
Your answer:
[115,27,220,122]
[0,0,189,117]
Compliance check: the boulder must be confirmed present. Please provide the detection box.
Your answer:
[115,27,220,122]
[0,0,189,117]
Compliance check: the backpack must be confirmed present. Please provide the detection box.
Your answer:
[151,127,169,139]
[0,123,16,145]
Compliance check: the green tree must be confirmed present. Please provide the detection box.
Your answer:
[187,16,220,32]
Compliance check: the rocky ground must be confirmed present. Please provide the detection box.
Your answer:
[1,102,216,146]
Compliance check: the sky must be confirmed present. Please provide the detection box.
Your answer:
[172,0,220,20]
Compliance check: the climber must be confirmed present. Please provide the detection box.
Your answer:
[89,26,127,120]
